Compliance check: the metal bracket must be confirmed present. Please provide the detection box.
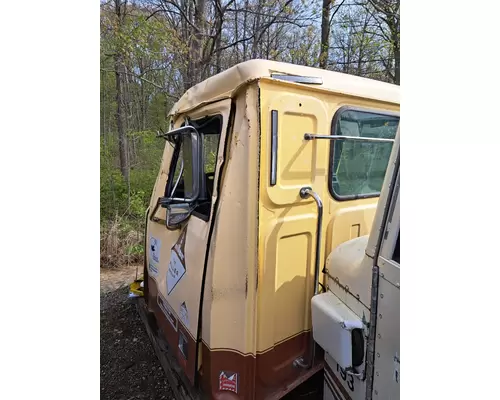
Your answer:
[304,133,394,143]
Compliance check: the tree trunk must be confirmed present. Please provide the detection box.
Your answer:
[319,0,331,69]
[367,0,400,84]
[181,0,194,92]
[191,0,206,85]
[113,0,129,182]
[234,8,239,63]
[251,0,263,58]
[242,3,248,60]
[114,54,129,181]
[216,33,222,73]
[392,29,400,84]
[356,13,370,77]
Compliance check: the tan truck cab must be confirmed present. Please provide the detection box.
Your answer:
[133,59,400,400]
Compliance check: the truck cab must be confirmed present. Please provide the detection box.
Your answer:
[134,59,400,400]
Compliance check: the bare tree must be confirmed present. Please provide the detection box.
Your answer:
[319,0,332,69]
[364,0,400,84]
[113,0,130,181]
[320,0,346,69]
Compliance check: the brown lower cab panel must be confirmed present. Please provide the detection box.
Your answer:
[147,276,323,399]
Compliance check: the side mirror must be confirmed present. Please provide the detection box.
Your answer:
[165,202,195,230]
[149,125,203,230]
[159,125,203,206]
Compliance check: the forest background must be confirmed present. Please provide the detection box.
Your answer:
[99,0,400,267]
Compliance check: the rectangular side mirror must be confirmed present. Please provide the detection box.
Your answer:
[165,202,194,230]
[159,125,203,205]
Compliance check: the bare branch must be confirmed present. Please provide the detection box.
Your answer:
[329,0,348,26]
[156,0,200,32]
[101,67,179,99]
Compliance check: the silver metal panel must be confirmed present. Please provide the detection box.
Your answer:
[372,274,400,400]
[377,256,400,288]
[379,170,400,262]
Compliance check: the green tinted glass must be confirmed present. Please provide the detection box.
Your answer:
[331,110,399,198]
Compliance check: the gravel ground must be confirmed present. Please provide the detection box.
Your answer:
[100,284,174,400]
[100,266,321,400]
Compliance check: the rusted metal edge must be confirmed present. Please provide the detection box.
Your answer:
[135,297,202,400]
[136,294,322,400]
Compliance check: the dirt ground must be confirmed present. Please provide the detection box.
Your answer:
[100,264,142,293]
[101,265,173,400]
[101,265,322,400]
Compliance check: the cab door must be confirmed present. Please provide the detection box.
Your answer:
[145,99,232,385]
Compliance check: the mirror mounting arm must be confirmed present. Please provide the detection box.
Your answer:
[304,133,394,143]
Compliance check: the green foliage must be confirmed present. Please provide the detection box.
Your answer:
[127,243,144,257]
[100,131,163,221]
[100,3,175,267]
[100,129,163,267]
[99,0,400,267]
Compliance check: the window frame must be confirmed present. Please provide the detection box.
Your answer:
[164,114,223,222]
[164,135,191,199]
[328,105,400,201]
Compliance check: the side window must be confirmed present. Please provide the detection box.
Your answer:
[168,136,194,200]
[330,108,399,199]
[200,127,221,201]
[165,115,222,220]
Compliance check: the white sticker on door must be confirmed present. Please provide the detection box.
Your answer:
[166,228,187,295]
[167,250,186,294]
[150,237,161,263]
[148,262,159,278]
[148,236,161,278]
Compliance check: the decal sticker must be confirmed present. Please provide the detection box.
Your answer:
[149,237,161,279]
[179,301,189,328]
[157,294,178,332]
[393,353,400,383]
[173,226,186,262]
[167,228,187,295]
[167,251,186,295]
[148,262,159,278]
[219,371,238,393]
[150,237,161,263]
